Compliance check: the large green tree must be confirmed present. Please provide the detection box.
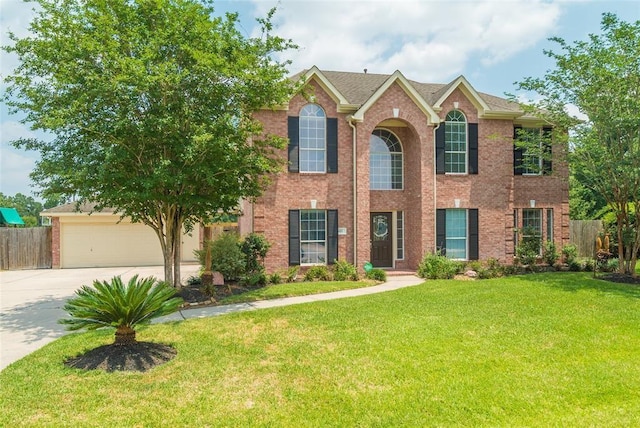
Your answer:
[4,0,297,286]
[516,13,640,275]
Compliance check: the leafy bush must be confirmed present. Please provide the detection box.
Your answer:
[268,272,282,285]
[605,258,619,272]
[286,266,299,283]
[197,233,245,282]
[241,233,271,274]
[542,241,559,266]
[304,265,332,281]
[332,259,359,281]
[583,259,595,272]
[186,275,202,286]
[516,235,540,267]
[241,272,267,287]
[59,275,183,345]
[418,252,462,279]
[366,268,387,282]
[562,244,578,265]
[477,258,505,279]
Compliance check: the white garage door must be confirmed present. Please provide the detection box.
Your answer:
[60,222,198,268]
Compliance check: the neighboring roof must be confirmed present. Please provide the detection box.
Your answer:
[40,202,117,217]
[0,208,26,226]
[292,68,523,120]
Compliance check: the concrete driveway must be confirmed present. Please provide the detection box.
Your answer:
[0,264,200,371]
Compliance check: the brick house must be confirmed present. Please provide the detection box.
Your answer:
[239,67,569,272]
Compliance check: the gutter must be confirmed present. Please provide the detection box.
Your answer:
[348,116,358,266]
[433,121,441,253]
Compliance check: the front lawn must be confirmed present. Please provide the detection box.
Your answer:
[2,272,640,426]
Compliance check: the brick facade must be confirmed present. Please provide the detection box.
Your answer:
[241,68,569,272]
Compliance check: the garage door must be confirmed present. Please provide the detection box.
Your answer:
[60,222,198,268]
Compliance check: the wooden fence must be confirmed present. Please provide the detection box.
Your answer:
[569,220,604,258]
[0,227,52,270]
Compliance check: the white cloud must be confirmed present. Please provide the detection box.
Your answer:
[252,0,561,82]
[0,0,40,82]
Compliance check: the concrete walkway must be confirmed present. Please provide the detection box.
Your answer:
[1,267,422,371]
[156,274,424,323]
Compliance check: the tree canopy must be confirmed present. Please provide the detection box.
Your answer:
[516,13,640,275]
[4,0,298,285]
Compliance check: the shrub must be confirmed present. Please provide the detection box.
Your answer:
[268,272,282,285]
[186,275,202,286]
[286,266,299,283]
[332,259,359,281]
[198,233,245,282]
[241,272,267,287]
[516,236,540,267]
[466,261,483,272]
[605,258,619,272]
[241,233,271,274]
[583,259,595,272]
[568,260,582,272]
[562,244,578,265]
[477,258,505,279]
[418,252,462,279]
[366,268,387,282]
[542,241,559,266]
[59,275,183,345]
[304,265,332,281]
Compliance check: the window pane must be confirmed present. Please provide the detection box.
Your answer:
[445,111,467,174]
[300,210,326,264]
[299,104,326,173]
[446,209,467,259]
[370,130,403,190]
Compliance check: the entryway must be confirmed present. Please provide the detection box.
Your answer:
[370,212,393,267]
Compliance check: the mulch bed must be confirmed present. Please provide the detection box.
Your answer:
[64,342,177,373]
[599,273,640,285]
[177,282,263,308]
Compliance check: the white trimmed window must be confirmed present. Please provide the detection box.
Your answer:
[370,129,403,190]
[446,209,467,260]
[300,210,326,264]
[299,104,326,173]
[445,110,467,174]
[522,208,542,254]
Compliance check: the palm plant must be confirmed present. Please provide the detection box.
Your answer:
[59,275,183,345]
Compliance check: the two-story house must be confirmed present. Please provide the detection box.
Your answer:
[239,67,569,272]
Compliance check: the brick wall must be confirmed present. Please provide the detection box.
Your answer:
[248,77,569,272]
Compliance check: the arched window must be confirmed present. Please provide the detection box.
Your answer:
[299,104,326,172]
[445,110,467,173]
[370,129,403,190]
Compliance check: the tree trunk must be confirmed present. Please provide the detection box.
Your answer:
[173,218,182,288]
[114,326,136,346]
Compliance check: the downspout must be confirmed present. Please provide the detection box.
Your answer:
[348,116,358,266]
[433,121,441,253]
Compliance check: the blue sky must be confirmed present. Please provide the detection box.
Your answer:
[1,0,638,199]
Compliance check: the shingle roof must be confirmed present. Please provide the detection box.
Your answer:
[41,202,116,215]
[293,68,521,113]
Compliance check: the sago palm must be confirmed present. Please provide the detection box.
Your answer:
[60,275,183,345]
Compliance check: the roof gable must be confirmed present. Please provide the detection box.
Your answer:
[352,70,440,124]
[433,75,490,114]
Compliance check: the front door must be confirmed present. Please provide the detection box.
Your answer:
[371,212,393,267]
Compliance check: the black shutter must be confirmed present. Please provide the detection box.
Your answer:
[468,209,479,260]
[436,124,445,174]
[327,118,338,173]
[436,209,446,255]
[327,210,338,264]
[542,127,553,175]
[288,210,300,265]
[288,116,299,173]
[468,123,478,174]
[513,126,523,175]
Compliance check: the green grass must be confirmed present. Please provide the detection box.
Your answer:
[219,280,376,304]
[3,272,640,426]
